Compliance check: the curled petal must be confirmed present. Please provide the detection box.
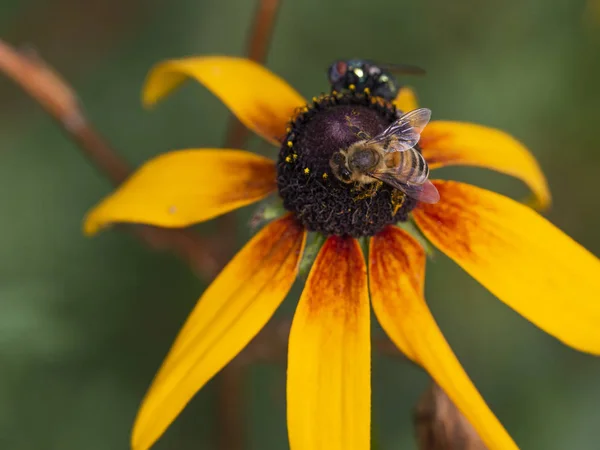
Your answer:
[287,236,370,450]
[132,215,306,450]
[414,180,600,354]
[370,226,518,450]
[394,86,419,113]
[84,150,276,235]
[420,122,551,209]
[143,57,305,146]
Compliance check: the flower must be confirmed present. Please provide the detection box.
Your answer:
[84,57,600,450]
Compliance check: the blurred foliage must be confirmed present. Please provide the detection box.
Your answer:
[1,0,600,449]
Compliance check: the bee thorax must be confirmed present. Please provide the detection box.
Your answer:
[347,145,380,173]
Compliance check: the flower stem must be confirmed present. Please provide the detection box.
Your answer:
[414,383,487,450]
[224,0,282,150]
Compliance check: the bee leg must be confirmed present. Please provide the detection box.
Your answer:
[391,189,406,216]
[366,181,383,197]
[352,181,382,201]
[372,180,383,195]
[344,115,371,140]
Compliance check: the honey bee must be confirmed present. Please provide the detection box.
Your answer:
[329,108,440,204]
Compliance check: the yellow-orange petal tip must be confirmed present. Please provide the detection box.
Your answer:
[142,57,305,146]
[420,122,551,209]
[83,149,276,235]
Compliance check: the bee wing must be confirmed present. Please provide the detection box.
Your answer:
[366,108,432,154]
[369,170,440,204]
[399,179,440,204]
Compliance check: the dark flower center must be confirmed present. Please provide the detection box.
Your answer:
[276,92,417,237]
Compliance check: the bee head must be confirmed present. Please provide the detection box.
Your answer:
[329,151,353,183]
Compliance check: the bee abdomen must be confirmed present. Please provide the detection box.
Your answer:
[413,151,429,184]
[396,150,428,183]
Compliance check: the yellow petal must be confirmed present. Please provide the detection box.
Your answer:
[143,56,305,146]
[414,180,600,354]
[287,236,370,450]
[420,121,551,209]
[84,149,276,235]
[370,226,518,450]
[131,214,306,450]
[394,86,419,112]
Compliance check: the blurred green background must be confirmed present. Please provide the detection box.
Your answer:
[1,0,600,449]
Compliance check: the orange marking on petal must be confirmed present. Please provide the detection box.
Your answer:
[215,156,276,203]
[370,226,518,450]
[420,121,551,209]
[246,99,292,144]
[414,180,600,355]
[413,182,482,261]
[303,236,365,322]
[287,235,370,450]
[132,214,306,450]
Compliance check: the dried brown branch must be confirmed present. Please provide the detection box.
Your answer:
[414,383,487,450]
[233,320,292,366]
[216,363,247,450]
[0,38,222,278]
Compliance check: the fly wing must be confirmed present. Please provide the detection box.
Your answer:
[380,62,426,76]
[366,108,432,154]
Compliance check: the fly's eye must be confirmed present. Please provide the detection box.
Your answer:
[328,61,347,83]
